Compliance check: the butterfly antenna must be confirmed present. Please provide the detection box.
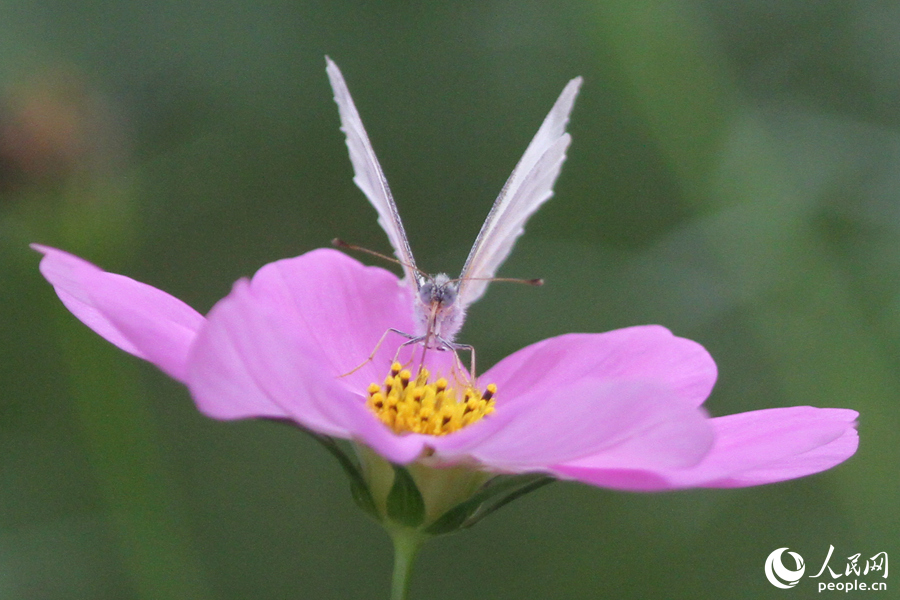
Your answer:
[331,238,428,278]
[451,276,544,287]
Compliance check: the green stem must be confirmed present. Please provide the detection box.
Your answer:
[389,529,426,600]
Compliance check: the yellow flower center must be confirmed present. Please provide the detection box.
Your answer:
[366,362,496,436]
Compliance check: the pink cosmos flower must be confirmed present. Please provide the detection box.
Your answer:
[33,243,858,493]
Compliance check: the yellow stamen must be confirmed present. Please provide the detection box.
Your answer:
[367,362,496,436]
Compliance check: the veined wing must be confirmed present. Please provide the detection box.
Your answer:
[458,76,582,306]
[326,57,418,285]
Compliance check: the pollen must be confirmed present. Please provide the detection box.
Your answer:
[366,362,497,436]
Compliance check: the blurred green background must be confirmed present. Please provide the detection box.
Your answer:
[2,1,898,598]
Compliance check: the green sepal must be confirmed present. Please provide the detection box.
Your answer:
[386,465,426,527]
[425,474,554,536]
[289,425,378,519]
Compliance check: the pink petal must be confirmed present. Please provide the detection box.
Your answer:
[426,325,716,468]
[186,250,429,463]
[33,245,204,383]
[186,280,300,423]
[554,407,858,491]
[244,248,420,389]
[482,327,717,408]
[670,407,859,488]
[430,377,714,472]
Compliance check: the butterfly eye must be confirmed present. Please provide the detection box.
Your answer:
[435,281,458,307]
[418,281,435,304]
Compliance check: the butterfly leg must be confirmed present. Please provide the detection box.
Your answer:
[434,335,476,385]
[400,333,456,382]
[338,328,418,378]
[397,333,430,372]
[459,343,476,382]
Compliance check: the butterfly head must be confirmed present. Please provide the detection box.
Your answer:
[417,273,458,308]
[415,273,465,342]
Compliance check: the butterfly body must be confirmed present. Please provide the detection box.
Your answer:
[326,57,581,373]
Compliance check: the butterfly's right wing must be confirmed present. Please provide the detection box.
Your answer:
[458,76,582,306]
[326,57,418,286]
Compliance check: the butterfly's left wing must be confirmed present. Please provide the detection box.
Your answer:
[458,76,582,306]
[326,57,419,286]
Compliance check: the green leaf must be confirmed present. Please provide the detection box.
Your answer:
[421,500,476,535]
[425,474,554,536]
[462,476,554,529]
[386,465,425,527]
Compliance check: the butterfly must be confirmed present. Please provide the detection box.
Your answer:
[326,57,582,378]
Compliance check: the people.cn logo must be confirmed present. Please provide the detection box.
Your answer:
[765,548,806,589]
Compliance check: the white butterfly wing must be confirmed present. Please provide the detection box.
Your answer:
[326,57,418,285]
[459,76,582,306]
